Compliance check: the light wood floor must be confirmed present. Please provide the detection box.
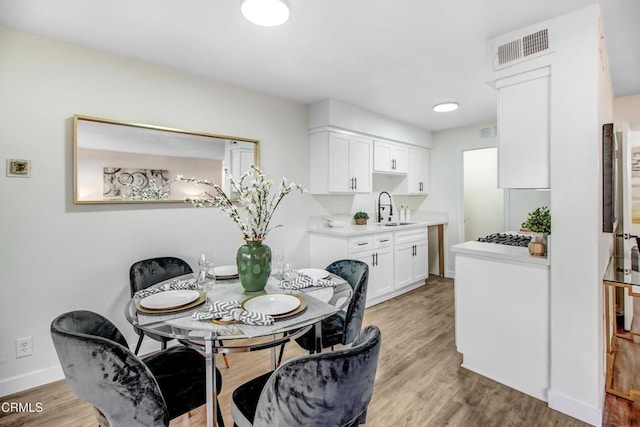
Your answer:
[0,276,631,426]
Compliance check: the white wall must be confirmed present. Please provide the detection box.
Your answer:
[547,5,613,425]
[0,27,328,395]
[422,121,497,275]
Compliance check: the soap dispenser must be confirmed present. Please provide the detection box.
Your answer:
[399,205,406,222]
[406,207,411,221]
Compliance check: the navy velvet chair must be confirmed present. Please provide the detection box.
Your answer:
[129,257,194,355]
[51,310,224,427]
[231,325,381,427]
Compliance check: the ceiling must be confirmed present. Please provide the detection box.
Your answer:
[0,0,638,131]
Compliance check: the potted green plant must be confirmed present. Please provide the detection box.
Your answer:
[521,206,551,256]
[521,206,551,234]
[354,211,369,225]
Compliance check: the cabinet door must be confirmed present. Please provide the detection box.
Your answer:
[392,145,409,174]
[350,137,372,193]
[372,248,394,298]
[394,243,414,289]
[412,241,429,282]
[374,141,408,174]
[373,140,393,173]
[408,147,429,194]
[328,133,351,192]
[497,68,550,189]
[356,250,394,304]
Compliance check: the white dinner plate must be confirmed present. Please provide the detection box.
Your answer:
[243,294,301,316]
[298,268,331,281]
[140,290,200,310]
[211,265,238,277]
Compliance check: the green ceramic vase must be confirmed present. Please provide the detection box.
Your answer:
[236,239,271,292]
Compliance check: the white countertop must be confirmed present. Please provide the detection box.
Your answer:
[308,219,446,237]
[451,240,550,266]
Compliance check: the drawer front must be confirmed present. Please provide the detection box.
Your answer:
[374,233,393,249]
[394,228,427,245]
[348,236,373,253]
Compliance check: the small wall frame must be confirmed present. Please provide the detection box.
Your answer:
[6,159,31,178]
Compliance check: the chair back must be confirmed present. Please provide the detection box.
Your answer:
[129,257,193,296]
[51,310,169,427]
[253,325,381,427]
[326,259,369,345]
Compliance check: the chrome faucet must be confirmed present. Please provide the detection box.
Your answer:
[378,191,394,223]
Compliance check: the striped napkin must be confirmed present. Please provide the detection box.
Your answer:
[134,278,199,299]
[192,300,274,326]
[279,273,337,290]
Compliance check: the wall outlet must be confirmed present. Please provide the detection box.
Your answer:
[16,337,33,358]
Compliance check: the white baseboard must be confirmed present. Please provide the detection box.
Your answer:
[0,365,64,398]
[0,340,163,397]
[548,389,602,427]
[446,269,455,278]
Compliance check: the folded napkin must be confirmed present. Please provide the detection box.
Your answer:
[134,278,199,299]
[192,300,274,326]
[279,273,337,290]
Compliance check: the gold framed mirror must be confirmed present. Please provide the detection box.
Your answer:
[73,115,260,204]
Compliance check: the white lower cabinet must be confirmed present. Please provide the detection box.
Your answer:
[309,227,428,307]
[394,229,428,289]
[354,237,394,301]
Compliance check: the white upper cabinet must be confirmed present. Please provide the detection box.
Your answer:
[309,130,372,194]
[407,147,429,194]
[373,140,408,174]
[496,67,550,189]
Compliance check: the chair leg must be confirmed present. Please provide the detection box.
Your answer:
[161,340,167,351]
[217,399,226,427]
[134,334,144,355]
[277,341,286,367]
[219,340,230,369]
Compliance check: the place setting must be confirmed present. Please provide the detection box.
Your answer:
[191,293,307,326]
[134,277,207,314]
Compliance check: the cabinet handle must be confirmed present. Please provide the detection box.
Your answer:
[392,158,396,170]
[380,239,389,243]
[354,177,357,190]
[357,242,368,246]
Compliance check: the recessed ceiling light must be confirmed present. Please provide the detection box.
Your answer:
[241,0,290,27]
[433,102,459,112]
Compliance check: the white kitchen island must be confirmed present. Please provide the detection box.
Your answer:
[451,241,550,401]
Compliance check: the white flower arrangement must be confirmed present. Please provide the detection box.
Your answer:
[180,165,305,240]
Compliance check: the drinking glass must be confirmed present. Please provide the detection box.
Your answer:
[282,262,297,293]
[197,251,215,303]
[273,248,285,279]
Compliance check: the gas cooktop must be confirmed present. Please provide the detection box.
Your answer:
[477,233,531,247]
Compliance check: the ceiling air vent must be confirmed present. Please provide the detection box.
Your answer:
[494,28,551,70]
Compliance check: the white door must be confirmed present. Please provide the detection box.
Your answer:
[463,147,504,242]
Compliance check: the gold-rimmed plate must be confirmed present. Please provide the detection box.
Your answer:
[208,265,239,280]
[298,268,331,281]
[242,294,300,315]
[136,291,206,314]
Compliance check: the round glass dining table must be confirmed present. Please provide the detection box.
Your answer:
[125,274,352,427]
